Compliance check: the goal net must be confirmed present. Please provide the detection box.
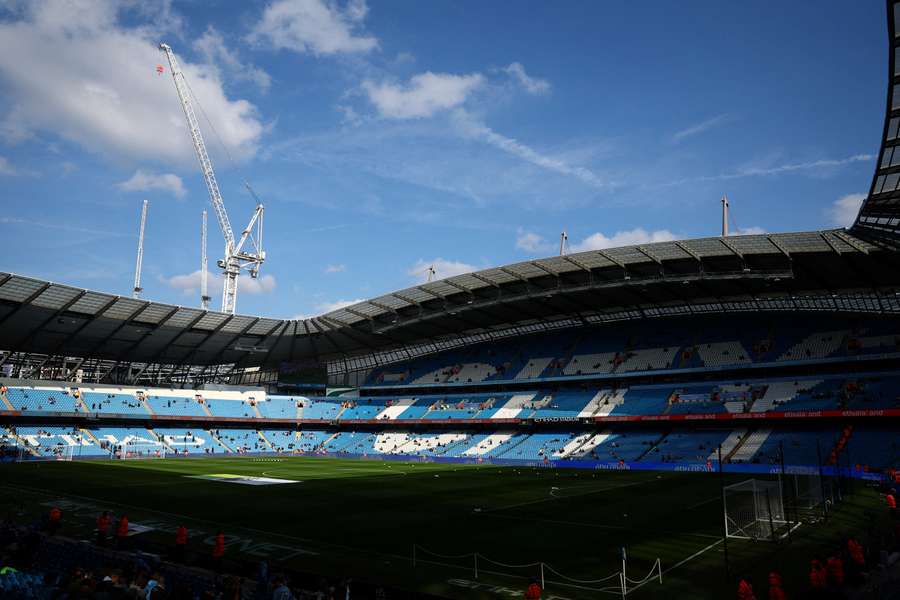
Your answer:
[724,479,788,540]
[50,444,75,461]
[119,440,168,460]
[791,473,825,514]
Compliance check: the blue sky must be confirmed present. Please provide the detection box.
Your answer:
[0,0,887,318]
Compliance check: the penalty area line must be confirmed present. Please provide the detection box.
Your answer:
[625,538,724,596]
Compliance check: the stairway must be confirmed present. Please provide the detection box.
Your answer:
[138,395,154,415]
[316,431,341,452]
[728,428,772,462]
[210,430,234,453]
[709,428,748,461]
[147,430,175,453]
[0,390,14,411]
[4,428,39,457]
[257,430,277,452]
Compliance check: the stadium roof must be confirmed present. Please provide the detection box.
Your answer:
[854,0,900,245]
[3,229,900,373]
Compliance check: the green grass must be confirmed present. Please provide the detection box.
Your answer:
[0,457,886,599]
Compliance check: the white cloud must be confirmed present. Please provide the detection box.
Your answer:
[117,169,186,198]
[363,72,484,119]
[515,229,554,253]
[316,298,366,313]
[504,62,550,95]
[671,114,729,143]
[0,1,263,165]
[570,228,678,252]
[248,0,378,56]
[656,154,874,188]
[324,263,346,273]
[194,26,272,92]
[408,258,478,282]
[454,111,608,188]
[826,193,865,227]
[0,156,20,176]
[162,270,276,297]
[730,226,767,236]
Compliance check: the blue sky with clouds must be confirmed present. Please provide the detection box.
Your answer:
[0,0,887,318]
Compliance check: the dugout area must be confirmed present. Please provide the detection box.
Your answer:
[0,456,888,600]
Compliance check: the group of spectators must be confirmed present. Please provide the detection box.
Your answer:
[736,485,900,599]
[0,506,398,600]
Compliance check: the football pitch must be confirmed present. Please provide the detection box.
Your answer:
[0,456,884,599]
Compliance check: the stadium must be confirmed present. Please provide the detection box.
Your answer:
[2,2,900,600]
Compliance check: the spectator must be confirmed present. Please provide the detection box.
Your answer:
[115,515,129,550]
[212,531,225,571]
[767,570,784,600]
[272,575,295,600]
[174,524,188,563]
[525,577,542,600]
[96,511,110,547]
[737,577,755,600]
[47,506,61,536]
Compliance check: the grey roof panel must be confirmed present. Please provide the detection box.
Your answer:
[504,262,549,278]
[682,238,733,257]
[194,312,231,331]
[133,303,177,324]
[420,280,460,297]
[30,285,82,310]
[68,291,117,315]
[643,243,691,261]
[477,268,519,284]
[102,298,145,320]
[164,307,203,328]
[0,276,49,302]
[568,251,615,269]
[534,256,583,274]
[372,294,410,310]
[726,236,782,255]
[603,246,654,265]
[445,273,492,290]
[220,315,256,333]
[247,318,282,335]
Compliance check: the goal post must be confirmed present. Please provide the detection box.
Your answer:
[119,440,168,460]
[723,479,788,541]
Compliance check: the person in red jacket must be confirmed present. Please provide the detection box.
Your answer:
[212,531,225,571]
[887,491,897,519]
[826,555,844,587]
[116,515,129,550]
[847,538,866,584]
[809,559,826,592]
[174,524,188,563]
[737,577,756,600]
[525,577,541,600]
[96,511,110,546]
[767,571,785,600]
[47,506,62,536]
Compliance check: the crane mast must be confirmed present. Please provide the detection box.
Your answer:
[159,42,265,314]
[132,199,149,299]
[200,210,211,310]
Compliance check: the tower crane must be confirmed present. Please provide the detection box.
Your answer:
[132,199,149,299]
[159,43,265,314]
[200,210,211,310]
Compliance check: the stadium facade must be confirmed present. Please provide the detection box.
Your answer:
[2,2,900,475]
